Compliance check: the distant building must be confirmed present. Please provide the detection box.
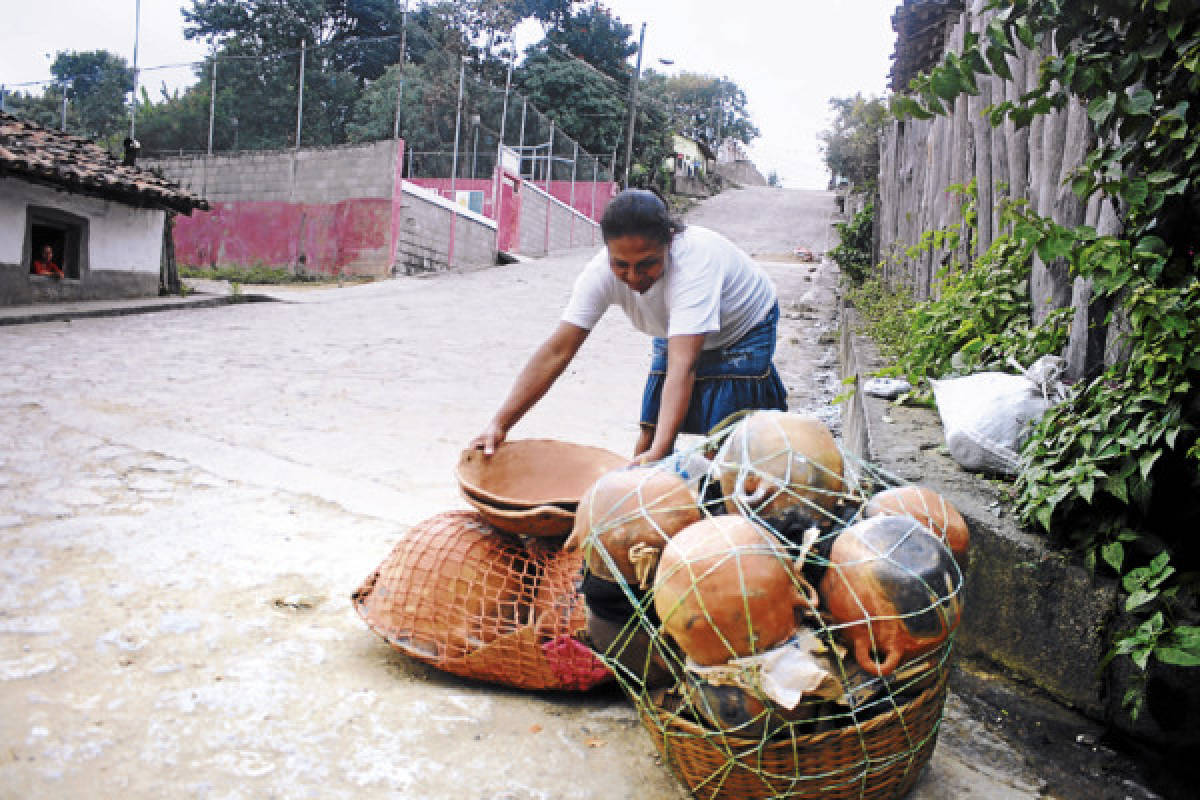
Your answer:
[714,137,766,187]
[665,134,716,180]
[0,112,207,306]
[716,137,750,165]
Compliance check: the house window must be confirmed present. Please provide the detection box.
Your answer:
[27,208,87,280]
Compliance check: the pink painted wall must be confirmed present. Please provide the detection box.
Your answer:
[173,197,393,276]
[407,177,617,223]
[543,180,619,222]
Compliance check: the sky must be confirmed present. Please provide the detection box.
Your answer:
[0,1,900,190]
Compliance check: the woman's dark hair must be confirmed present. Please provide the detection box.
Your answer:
[600,189,685,245]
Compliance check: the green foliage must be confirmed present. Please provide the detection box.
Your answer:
[829,201,876,285]
[179,264,366,284]
[514,47,629,155]
[844,277,917,366]
[543,1,636,81]
[818,94,890,189]
[640,72,760,149]
[861,188,1071,400]
[50,50,136,145]
[892,0,1200,716]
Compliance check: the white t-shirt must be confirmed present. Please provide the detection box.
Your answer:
[561,225,777,350]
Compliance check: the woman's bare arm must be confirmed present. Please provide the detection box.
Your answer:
[636,333,705,463]
[471,321,591,453]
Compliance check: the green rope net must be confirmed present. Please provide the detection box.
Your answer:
[573,410,966,800]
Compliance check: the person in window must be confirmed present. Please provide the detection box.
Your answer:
[32,244,64,279]
[470,188,787,464]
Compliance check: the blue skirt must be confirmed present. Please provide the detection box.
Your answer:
[640,303,788,435]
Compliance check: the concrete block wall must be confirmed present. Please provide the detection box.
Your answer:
[396,182,496,273]
[146,142,397,205]
[517,183,599,257]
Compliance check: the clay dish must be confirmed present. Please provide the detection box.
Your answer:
[460,482,577,513]
[462,492,577,538]
[457,439,627,509]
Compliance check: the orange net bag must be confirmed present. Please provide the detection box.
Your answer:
[352,510,610,691]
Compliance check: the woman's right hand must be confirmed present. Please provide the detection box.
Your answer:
[469,421,508,455]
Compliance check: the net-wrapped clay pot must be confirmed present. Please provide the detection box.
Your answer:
[352,511,533,662]
[654,516,817,666]
[819,516,962,676]
[716,411,845,520]
[863,485,970,568]
[565,466,701,586]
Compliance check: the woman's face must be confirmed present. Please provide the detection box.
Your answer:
[607,234,667,294]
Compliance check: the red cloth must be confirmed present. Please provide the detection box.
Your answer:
[541,634,611,690]
[32,259,64,278]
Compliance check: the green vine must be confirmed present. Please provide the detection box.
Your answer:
[828,201,876,285]
[847,184,1071,403]
[889,0,1200,717]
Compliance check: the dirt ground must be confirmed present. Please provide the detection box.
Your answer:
[0,187,1068,799]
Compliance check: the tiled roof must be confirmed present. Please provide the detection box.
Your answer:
[0,112,208,214]
[890,0,965,93]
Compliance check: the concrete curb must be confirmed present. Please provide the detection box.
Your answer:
[839,305,1116,713]
[839,303,1200,754]
[0,292,276,326]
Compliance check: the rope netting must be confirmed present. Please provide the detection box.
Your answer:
[352,510,608,691]
[572,410,966,799]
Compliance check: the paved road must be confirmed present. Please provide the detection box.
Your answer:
[0,186,1065,798]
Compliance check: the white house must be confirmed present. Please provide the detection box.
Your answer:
[1,112,206,306]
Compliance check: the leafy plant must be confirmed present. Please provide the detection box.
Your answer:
[891,0,1200,718]
[829,202,876,285]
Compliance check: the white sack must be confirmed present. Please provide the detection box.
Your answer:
[931,356,1065,475]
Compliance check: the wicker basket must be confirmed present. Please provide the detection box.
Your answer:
[638,673,947,800]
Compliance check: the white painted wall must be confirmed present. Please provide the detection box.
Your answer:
[0,177,165,273]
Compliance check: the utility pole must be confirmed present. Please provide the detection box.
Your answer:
[295,40,306,151]
[622,22,646,189]
[450,56,465,197]
[129,0,141,139]
[392,1,409,139]
[206,56,217,156]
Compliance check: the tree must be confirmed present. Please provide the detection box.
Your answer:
[641,71,758,150]
[818,93,888,189]
[543,2,636,82]
[50,50,136,144]
[515,46,626,155]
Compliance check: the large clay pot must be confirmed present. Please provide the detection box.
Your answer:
[565,466,701,586]
[819,516,962,676]
[863,485,970,568]
[456,439,626,508]
[716,411,845,520]
[654,516,818,666]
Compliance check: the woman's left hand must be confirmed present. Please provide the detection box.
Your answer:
[631,445,672,467]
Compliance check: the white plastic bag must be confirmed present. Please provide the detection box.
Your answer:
[931,356,1065,475]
